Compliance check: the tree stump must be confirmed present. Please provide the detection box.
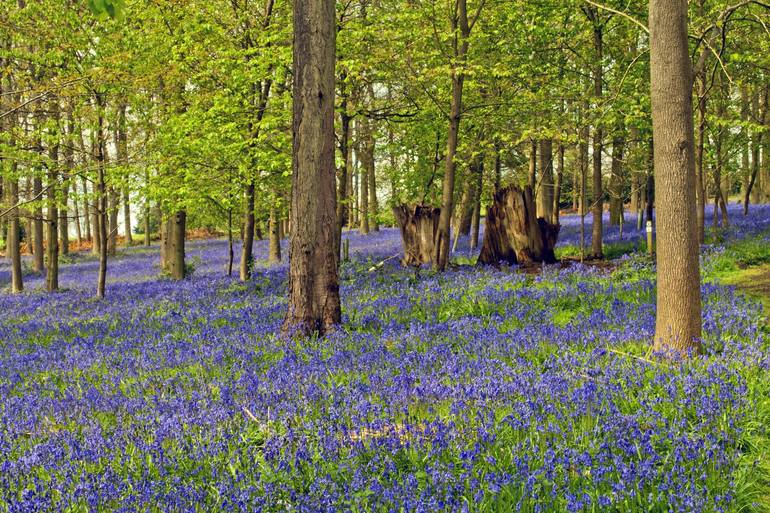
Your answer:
[478,185,560,266]
[393,205,440,267]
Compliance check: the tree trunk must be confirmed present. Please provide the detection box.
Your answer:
[552,142,564,225]
[32,175,44,272]
[45,98,60,292]
[477,185,559,266]
[268,204,281,263]
[227,208,234,276]
[649,0,702,354]
[393,205,440,267]
[528,139,537,190]
[167,211,186,280]
[282,0,341,337]
[7,172,23,293]
[73,179,82,245]
[367,122,379,232]
[590,20,604,258]
[695,73,707,242]
[60,113,73,255]
[470,159,483,250]
[359,135,370,234]
[123,189,132,245]
[240,181,255,280]
[608,131,625,226]
[538,139,554,221]
[82,176,91,242]
[95,93,109,299]
[433,0,471,272]
[144,170,151,247]
[107,187,119,256]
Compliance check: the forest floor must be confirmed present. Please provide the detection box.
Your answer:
[1,203,770,512]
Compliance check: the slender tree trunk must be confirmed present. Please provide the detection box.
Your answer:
[367,118,379,232]
[359,127,370,235]
[95,93,109,299]
[337,96,351,233]
[144,169,151,246]
[528,139,537,190]
[282,0,341,336]
[649,0,702,353]
[7,170,23,293]
[608,131,625,226]
[107,187,119,256]
[552,142,564,225]
[73,179,82,245]
[493,141,501,193]
[268,204,281,263]
[82,176,91,242]
[590,24,604,258]
[45,98,60,292]
[433,0,472,271]
[470,159,483,250]
[538,139,554,221]
[240,181,256,280]
[695,74,707,242]
[32,176,44,272]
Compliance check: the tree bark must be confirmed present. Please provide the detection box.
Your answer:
[649,0,702,354]
[282,0,341,337]
[268,204,281,263]
[45,98,60,292]
[477,185,559,266]
[608,130,625,226]
[695,72,707,242]
[433,0,472,272]
[167,211,186,280]
[240,181,256,280]
[6,171,23,293]
[552,142,564,225]
[537,139,554,221]
[393,205,440,267]
[95,93,109,299]
[588,15,604,258]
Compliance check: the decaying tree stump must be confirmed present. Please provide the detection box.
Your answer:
[478,185,560,266]
[393,205,440,267]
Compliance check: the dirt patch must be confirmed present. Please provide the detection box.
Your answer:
[721,265,770,323]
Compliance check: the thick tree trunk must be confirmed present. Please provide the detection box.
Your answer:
[477,185,559,266]
[649,0,702,354]
[240,181,256,280]
[167,211,186,280]
[282,0,341,337]
[538,139,554,221]
[393,205,440,267]
[608,131,625,226]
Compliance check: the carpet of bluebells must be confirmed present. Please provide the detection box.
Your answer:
[1,203,770,513]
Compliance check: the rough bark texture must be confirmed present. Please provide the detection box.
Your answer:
[393,205,440,267]
[167,211,186,280]
[240,181,256,280]
[649,0,702,354]
[478,185,560,266]
[282,0,341,337]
